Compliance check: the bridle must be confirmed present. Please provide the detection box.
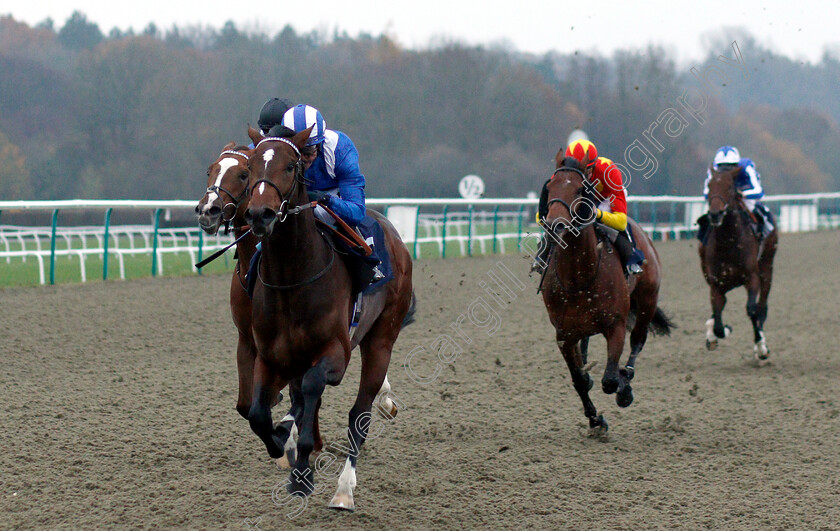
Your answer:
[707,173,740,227]
[543,166,598,235]
[250,137,315,222]
[248,136,333,290]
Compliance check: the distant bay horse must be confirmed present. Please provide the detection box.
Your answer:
[540,153,673,435]
[243,126,415,511]
[699,164,778,361]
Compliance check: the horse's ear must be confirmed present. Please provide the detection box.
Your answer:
[247,125,261,144]
[553,148,565,169]
[223,141,236,151]
[291,125,315,150]
[581,153,593,169]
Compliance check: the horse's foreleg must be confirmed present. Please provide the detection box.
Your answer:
[248,356,286,459]
[288,355,342,498]
[559,338,606,435]
[601,323,625,396]
[235,332,256,420]
[274,381,304,470]
[706,286,731,350]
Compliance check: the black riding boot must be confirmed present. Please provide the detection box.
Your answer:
[613,230,644,276]
[530,233,553,273]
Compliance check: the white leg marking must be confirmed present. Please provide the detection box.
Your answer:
[375,374,395,418]
[328,457,356,511]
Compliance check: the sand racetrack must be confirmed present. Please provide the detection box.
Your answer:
[2,230,839,530]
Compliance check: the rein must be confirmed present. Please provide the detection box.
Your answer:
[257,231,336,290]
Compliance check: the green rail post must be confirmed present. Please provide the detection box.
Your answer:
[151,208,162,277]
[197,229,204,276]
[413,206,421,259]
[651,202,658,241]
[517,205,525,249]
[466,205,473,257]
[492,205,500,254]
[441,205,448,259]
[669,202,676,240]
[49,209,59,285]
[103,208,113,280]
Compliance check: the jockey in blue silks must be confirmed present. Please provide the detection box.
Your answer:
[699,146,774,241]
[277,104,384,285]
[280,104,366,228]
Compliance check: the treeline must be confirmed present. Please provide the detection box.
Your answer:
[1,12,838,202]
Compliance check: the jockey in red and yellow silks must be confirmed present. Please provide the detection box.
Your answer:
[532,139,644,276]
[590,156,628,232]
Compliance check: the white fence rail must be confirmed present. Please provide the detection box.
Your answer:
[1,193,839,284]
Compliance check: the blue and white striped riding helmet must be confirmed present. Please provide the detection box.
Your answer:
[713,146,740,167]
[281,104,326,146]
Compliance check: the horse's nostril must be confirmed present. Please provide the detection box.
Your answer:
[209,205,222,217]
[260,210,276,224]
[244,209,254,224]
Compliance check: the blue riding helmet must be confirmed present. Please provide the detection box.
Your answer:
[281,104,326,147]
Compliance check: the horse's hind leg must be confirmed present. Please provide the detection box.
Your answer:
[706,286,731,350]
[329,326,397,511]
[753,238,777,361]
[374,373,399,419]
[559,338,607,435]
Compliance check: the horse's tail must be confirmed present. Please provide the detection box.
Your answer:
[628,300,676,336]
[649,306,676,337]
[401,290,417,328]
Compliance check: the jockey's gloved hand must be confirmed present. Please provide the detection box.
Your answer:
[308,191,332,205]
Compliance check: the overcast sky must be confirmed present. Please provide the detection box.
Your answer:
[5,0,837,64]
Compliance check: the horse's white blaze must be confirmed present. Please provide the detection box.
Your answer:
[257,182,266,195]
[263,148,274,174]
[201,158,238,212]
[329,457,356,510]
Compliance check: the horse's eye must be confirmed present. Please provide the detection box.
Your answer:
[239,170,249,181]
[287,163,295,172]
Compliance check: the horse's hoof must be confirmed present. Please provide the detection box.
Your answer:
[714,325,732,339]
[328,493,355,512]
[620,366,635,381]
[588,415,608,438]
[616,386,634,408]
[287,468,315,497]
[376,401,398,419]
[275,454,293,470]
[706,338,718,351]
[602,378,619,395]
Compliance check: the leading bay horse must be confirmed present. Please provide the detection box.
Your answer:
[243,126,415,511]
[699,165,778,361]
[541,153,673,435]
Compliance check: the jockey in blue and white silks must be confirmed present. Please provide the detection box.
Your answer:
[703,146,764,211]
[280,104,366,227]
[700,146,773,240]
